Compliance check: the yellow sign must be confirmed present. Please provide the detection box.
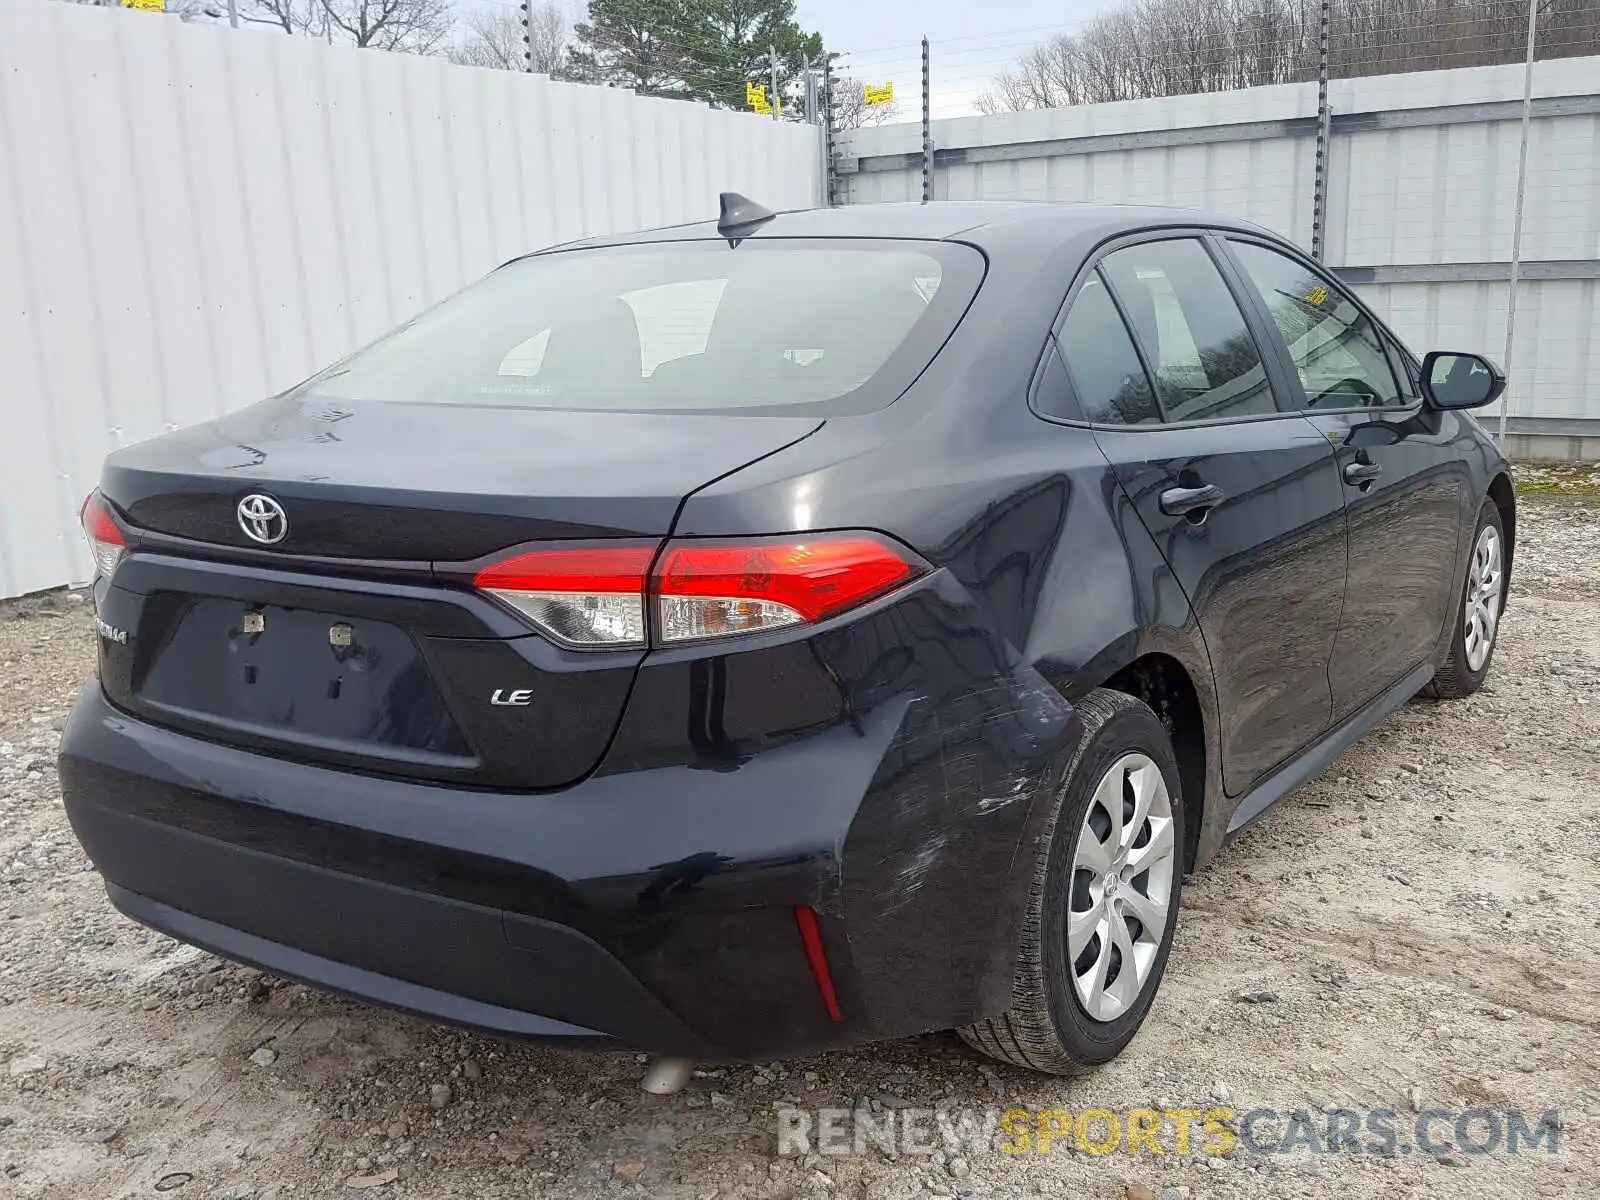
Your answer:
[123,0,166,10]
[746,81,781,116]
[863,82,895,107]
[1305,284,1329,306]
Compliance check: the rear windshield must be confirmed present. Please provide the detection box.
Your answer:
[295,238,985,417]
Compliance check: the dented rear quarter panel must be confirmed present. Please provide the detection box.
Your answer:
[655,235,1224,1040]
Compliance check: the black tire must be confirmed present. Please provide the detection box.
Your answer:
[1425,498,1506,700]
[957,689,1184,1075]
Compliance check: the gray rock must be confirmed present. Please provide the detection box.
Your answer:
[6,1054,45,1077]
[1233,990,1279,1004]
[248,1046,278,1067]
[428,1082,453,1109]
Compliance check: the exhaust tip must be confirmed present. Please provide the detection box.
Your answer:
[640,1056,696,1095]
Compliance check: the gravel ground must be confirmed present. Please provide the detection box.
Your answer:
[1,491,1597,1200]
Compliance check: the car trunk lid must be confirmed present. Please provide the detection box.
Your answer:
[94,399,822,789]
[104,396,821,559]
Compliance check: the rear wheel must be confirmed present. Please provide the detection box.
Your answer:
[957,689,1184,1074]
[1426,499,1506,700]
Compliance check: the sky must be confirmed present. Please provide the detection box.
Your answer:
[451,0,1113,121]
[794,0,1106,118]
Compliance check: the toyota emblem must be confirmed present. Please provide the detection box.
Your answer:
[237,494,289,545]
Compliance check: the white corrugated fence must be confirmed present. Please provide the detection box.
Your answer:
[4,0,1597,601]
[0,0,823,599]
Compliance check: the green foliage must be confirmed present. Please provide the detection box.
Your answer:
[566,0,694,97]
[568,0,821,114]
[676,0,821,113]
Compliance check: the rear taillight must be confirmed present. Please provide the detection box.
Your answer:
[655,537,917,643]
[472,533,922,649]
[79,491,126,580]
[474,545,655,648]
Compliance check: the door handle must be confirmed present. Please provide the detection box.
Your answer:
[1343,459,1383,486]
[1159,483,1225,517]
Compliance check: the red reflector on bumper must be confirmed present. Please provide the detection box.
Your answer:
[794,904,844,1023]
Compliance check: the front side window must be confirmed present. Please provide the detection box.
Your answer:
[294,240,982,417]
[1385,335,1421,399]
[1230,241,1403,410]
[1098,239,1277,423]
[1055,272,1159,425]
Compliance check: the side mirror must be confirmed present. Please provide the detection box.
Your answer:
[1420,351,1506,411]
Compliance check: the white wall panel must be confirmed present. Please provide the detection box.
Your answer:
[1360,278,1597,421]
[842,55,1600,433]
[0,0,822,598]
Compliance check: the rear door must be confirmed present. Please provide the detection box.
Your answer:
[1220,236,1469,719]
[1052,234,1348,796]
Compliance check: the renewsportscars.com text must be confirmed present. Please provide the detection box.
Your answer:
[776,1105,1562,1160]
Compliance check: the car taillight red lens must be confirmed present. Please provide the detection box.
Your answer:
[79,491,126,580]
[654,536,919,643]
[474,534,922,648]
[473,545,655,648]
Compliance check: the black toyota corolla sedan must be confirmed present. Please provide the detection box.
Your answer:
[60,198,1513,1074]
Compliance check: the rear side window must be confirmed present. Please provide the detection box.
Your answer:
[1099,239,1278,423]
[1055,272,1159,425]
[295,240,983,417]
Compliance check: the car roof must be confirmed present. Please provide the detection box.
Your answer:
[535,201,1277,256]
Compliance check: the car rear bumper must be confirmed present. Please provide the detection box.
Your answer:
[60,601,1080,1058]
[105,883,635,1048]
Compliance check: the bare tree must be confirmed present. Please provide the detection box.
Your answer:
[976,0,1595,113]
[213,0,451,47]
[447,3,569,73]
[239,0,327,36]
[318,0,454,52]
[830,77,898,130]
[54,0,461,51]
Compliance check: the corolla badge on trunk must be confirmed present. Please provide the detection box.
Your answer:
[237,494,289,545]
[93,615,128,644]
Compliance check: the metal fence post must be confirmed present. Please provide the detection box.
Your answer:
[823,53,839,207]
[921,35,933,203]
[770,45,780,122]
[519,1,532,72]
[1499,0,1540,446]
[1311,0,1332,261]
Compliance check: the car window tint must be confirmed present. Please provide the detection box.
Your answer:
[294,240,983,417]
[621,279,728,375]
[1099,240,1277,423]
[1386,336,1420,398]
[1056,272,1159,425]
[1030,336,1081,421]
[1230,241,1403,410]
[495,280,757,380]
